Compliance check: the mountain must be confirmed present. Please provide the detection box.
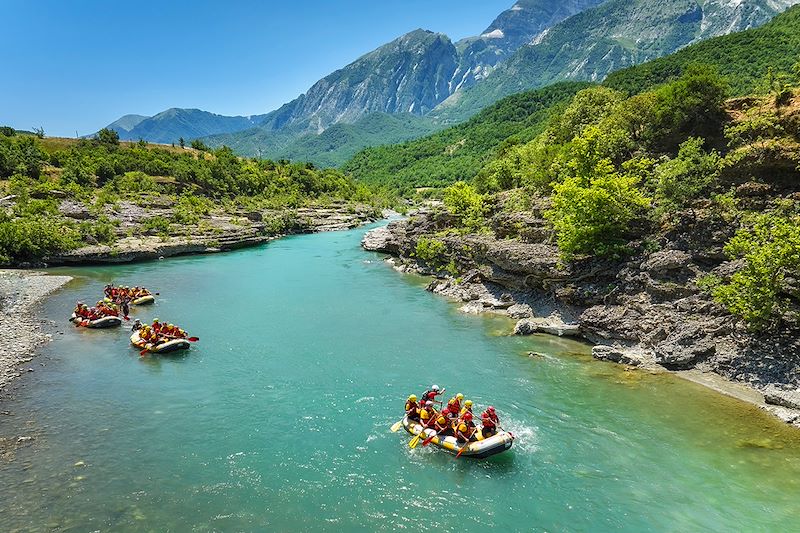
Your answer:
[102,109,269,144]
[432,0,800,123]
[453,0,606,92]
[104,1,604,157]
[104,114,147,135]
[344,4,800,189]
[604,4,800,96]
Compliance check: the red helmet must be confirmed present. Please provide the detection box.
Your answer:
[441,408,450,415]
[463,412,473,421]
[487,406,496,413]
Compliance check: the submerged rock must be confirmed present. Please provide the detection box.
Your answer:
[591,345,643,367]
[513,317,580,337]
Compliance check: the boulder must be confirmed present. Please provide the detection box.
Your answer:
[642,250,692,274]
[591,345,643,366]
[763,386,800,410]
[654,339,716,369]
[361,226,398,253]
[514,318,580,337]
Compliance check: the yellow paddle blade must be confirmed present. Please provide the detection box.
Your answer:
[409,434,422,448]
[390,420,403,433]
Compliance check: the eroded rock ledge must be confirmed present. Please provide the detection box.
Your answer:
[43,202,382,266]
[362,213,800,427]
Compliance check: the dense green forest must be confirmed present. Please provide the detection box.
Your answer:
[0,130,390,263]
[341,82,591,192]
[604,5,800,96]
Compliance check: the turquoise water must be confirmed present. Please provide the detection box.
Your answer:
[2,224,800,532]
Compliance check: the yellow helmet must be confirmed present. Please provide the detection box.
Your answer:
[456,393,464,400]
[465,400,473,407]
[408,394,417,402]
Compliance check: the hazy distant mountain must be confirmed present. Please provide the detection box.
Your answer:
[104,114,148,135]
[101,108,269,144]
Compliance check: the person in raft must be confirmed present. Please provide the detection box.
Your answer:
[459,399,474,418]
[419,401,436,427]
[455,412,478,443]
[446,393,464,418]
[481,406,500,438]
[405,395,420,421]
[421,384,445,405]
[429,408,454,436]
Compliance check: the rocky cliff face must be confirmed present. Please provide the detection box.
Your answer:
[363,197,800,426]
[453,0,607,92]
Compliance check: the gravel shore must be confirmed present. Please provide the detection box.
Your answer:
[0,270,72,395]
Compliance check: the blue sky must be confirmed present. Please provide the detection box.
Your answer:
[1,0,511,136]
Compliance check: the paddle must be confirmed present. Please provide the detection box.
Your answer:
[390,419,404,433]
[410,423,437,449]
[455,443,470,458]
[455,425,478,458]
[422,424,449,447]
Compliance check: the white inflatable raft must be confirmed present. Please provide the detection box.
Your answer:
[402,416,513,459]
[69,313,122,329]
[130,330,190,354]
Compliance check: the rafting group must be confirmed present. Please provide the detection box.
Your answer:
[130,318,197,355]
[393,384,514,459]
[70,284,197,356]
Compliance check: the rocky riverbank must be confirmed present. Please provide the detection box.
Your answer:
[362,210,800,427]
[0,271,72,396]
[40,200,383,266]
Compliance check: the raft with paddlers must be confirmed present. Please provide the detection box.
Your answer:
[130,330,190,354]
[69,313,122,329]
[401,416,513,459]
[104,284,156,306]
[131,294,155,305]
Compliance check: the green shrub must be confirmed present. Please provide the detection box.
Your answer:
[546,159,650,259]
[79,215,117,244]
[0,215,80,263]
[709,209,800,330]
[172,194,212,225]
[655,137,721,213]
[414,237,446,264]
[442,181,486,232]
[140,216,172,237]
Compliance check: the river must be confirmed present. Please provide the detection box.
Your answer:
[1,224,799,531]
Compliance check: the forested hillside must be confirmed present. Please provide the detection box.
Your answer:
[342,82,590,191]
[345,6,800,191]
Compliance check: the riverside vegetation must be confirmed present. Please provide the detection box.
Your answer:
[360,33,800,423]
[0,130,394,266]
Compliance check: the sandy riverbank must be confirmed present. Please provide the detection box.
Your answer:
[0,271,72,396]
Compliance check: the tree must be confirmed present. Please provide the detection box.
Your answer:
[191,139,209,151]
[179,137,185,149]
[96,127,120,146]
[0,126,14,137]
[32,126,45,139]
[442,181,485,232]
[710,209,800,330]
[546,159,650,259]
[655,137,721,213]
